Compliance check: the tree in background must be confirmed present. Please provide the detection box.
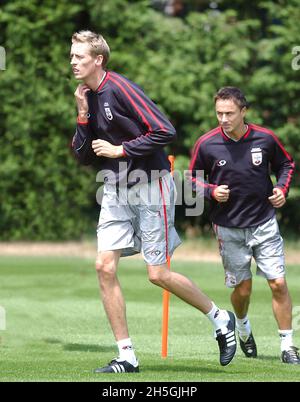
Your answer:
[0,0,299,240]
[0,0,94,240]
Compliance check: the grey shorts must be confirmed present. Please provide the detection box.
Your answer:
[213,217,285,288]
[97,174,181,265]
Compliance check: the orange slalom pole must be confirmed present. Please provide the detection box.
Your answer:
[161,155,175,358]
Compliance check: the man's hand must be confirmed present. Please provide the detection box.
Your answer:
[92,139,124,158]
[268,187,286,208]
[74,84,90,122]
[212,185,230,203]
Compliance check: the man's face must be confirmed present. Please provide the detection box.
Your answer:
[215,99,246,133]
[70,42,102,80]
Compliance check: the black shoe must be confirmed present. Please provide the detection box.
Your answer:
[94,359,139,373]
[281,347,300,364]
[239,332,257,358]
[216,311,237,366]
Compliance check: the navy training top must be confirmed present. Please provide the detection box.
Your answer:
[72,71,176,186]
[189,124,295,228]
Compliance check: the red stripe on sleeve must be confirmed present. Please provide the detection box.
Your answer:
[251,124,293,161]
[189,128,220,170]
[110,76,153,132]
[191,177,216,189]
[280,165,295,195]
[110,72,167,132]
[251,124,295,194]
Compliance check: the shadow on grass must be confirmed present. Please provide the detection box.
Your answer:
[43,338,115,353]
[255,355,282,363]
[145,363,236,375]
[44,338,62,345]
[64,343,115,353]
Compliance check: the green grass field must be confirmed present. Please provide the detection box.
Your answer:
[0,256,300,382]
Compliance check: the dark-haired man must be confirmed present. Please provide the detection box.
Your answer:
[189,87,299,364]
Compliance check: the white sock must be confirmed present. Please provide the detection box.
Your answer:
[278,330,294,352]
[117,338,138,366]
[236,315,252,341]
[206,302,230,335]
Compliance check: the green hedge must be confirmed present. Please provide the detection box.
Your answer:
[0,0,299,240]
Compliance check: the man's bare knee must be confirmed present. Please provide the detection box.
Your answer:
[268,278,288,296]
[95,253,118,282]
[148,271,161,286]
[148,265,168,287]
[234,280,252,298]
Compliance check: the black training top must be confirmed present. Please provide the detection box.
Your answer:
[72,71,176,186]
[189,124,295,228]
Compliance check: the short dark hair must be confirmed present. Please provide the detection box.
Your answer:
[214,87,248,109]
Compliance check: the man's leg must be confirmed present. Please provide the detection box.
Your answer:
[230,279,257,357]
[268,277,292,330]
[212,223,256,357]
[231,279,252,319]
[147,263,237,366]
[94,250,139,373]
[140,177,236,365]
[249,217,300,363]
[267,277,299,364]
[96,250,128,340]
[148,263,212,313]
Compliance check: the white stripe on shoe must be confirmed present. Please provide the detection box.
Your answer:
[112,365,119,373]
[226,331,236,347]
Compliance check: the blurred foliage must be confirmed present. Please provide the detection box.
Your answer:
[0,0,299,239]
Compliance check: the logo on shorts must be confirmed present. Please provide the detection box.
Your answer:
[217,160,227,167]
[275,265,285,274]
[251,148,262,166]
[225,271,237,287]
[150,250,162,256]
[104,102,113,120]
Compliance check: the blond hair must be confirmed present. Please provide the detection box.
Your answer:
[72,30,110,68]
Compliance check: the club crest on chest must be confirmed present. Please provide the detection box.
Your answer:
[104,102,113,120]
[251,147,262,166]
